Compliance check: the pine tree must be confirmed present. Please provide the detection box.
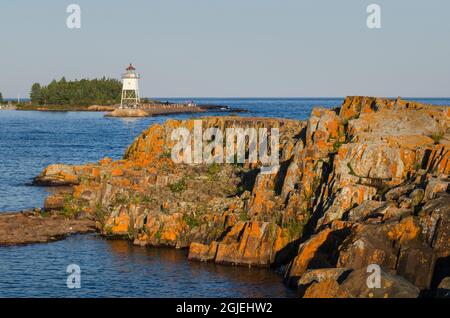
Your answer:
[30,83,43,105]
[29,78,122,106]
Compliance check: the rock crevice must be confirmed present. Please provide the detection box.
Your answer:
[34,98,450,297]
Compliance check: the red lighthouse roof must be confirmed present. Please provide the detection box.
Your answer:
[126,63,136,71]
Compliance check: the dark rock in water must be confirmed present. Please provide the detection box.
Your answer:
[198,104,248,113]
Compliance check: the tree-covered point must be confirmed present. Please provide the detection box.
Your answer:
[0,92,3,103]
[30,77,122,106]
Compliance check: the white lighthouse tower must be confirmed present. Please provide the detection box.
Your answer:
[120,63,141,108]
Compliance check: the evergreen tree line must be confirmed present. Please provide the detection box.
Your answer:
[30,77,122,106]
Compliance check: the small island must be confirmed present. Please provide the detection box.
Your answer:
[0,76,245,116]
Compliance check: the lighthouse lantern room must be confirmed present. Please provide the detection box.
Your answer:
[120,63,141,108]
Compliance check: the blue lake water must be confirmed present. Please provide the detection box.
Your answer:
[0,98,345,212]
[0,97,448,297]
[0,234,295,298]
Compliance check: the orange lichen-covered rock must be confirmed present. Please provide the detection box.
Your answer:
[337,224,398,271]
[214,221,289,267]
[99,157,113,166]
[133,232,148,247]
[33,164,80,186]
[111,168,124,177]
[124,124,167,163]
[286,229,333,285]
[339,268,420,298]
[339,96,379,120]
[247,174,277,216]
[306,108,343,145]
[33,97,450,297]
[387,216,421,245]
[143,212,186,247]
[303,279,349,298]
[425,145,450,175]
[108,212,130,235]
[188,242,219,262]
[44,195,65,211]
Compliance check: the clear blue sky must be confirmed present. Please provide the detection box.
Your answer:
[1,0,449,98]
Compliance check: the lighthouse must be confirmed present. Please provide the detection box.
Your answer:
[120,63,141,108]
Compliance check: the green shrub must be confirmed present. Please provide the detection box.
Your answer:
[282,219,304,241]
[183,213,201,229]
[160,150,172,159]
[168,178,187,193]
[347,162,357,176]
[206,163,221,180]
[430,131,445,144]
[61,195,80,218]
[113,193,129,205]
[93,203,109,226]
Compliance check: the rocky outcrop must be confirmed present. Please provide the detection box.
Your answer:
[105,105,208,118]
[35,97,449,297]
[33,164,81,186]
[105,108,150,117]
[87,105,117,111]
[0,210,95,245]
[189,221,291,267]
[303,268,421,298]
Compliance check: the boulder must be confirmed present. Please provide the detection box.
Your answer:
[297,267,352,296]
[188,241,219,262]
[337,224,398,271]
[105,108,149,118]
[286,228,350,286]
[214,221,290,267]
[33,164,79,186]
[303,279,349,298]
[44,195,66,211]
[339,268,420,298]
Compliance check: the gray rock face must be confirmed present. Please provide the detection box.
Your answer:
[340,268,421,298]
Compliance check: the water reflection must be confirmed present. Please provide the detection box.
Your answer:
[104,238,297,298]
[0,234,296,297]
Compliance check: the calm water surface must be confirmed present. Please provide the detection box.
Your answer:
[0,98,448,297]
[0,98,345,212]
[0,234,295,297]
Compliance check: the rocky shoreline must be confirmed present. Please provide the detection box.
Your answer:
[0,210,95,245]
[8,96,450,297]
[13,102,247,117]
[105,104,247,118]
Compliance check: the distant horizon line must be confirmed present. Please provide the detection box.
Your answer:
[4,96,450,101]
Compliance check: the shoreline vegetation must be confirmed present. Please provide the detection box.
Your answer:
[29,77,122,107]
[2,96,449,298]
[0,78,244,115]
